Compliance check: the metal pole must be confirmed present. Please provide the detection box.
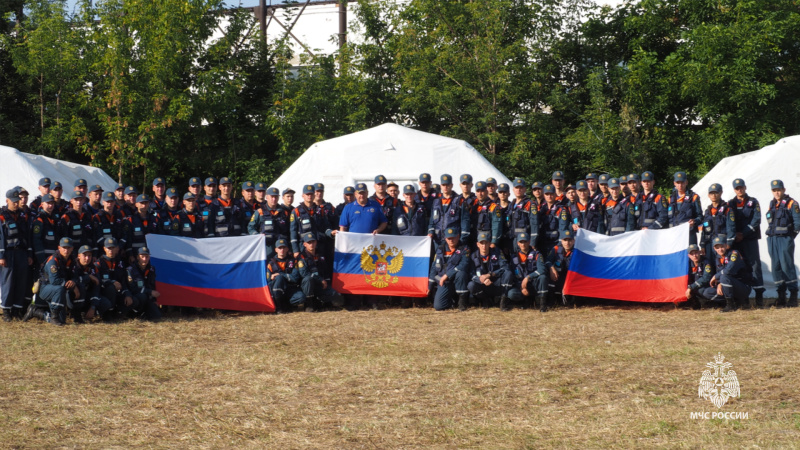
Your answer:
[260,0,267,45]
[338,1,347,49]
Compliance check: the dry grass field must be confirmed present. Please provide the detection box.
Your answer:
[2,304,800,448]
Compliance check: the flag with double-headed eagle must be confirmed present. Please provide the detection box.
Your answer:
[332,231,431,297]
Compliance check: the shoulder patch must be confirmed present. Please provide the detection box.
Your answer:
[290,214,295,222]
[730,252,738,261]
[297,261,304,268]
[33,224,41,234]
[705,265,711,273]
[172,222,179,230]
[50,265,58,273]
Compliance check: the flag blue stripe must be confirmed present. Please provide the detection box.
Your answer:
[334,252,430,278]
[570,249,688,281]
[150,257,267,289]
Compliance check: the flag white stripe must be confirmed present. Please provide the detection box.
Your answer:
[574,223,689,257]
[145,234,266,264]
[335,231,430,257]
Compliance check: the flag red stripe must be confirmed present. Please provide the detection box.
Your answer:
[563,271,688,303]
[156,282,274,312]
[332,273,429,297]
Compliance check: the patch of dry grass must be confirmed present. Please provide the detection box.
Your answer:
[2,305,799,448]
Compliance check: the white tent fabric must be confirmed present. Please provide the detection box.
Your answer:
[271,123,513,202]
[0,145,117,201]
[692,135,800,296]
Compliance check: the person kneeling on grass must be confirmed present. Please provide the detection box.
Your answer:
[268,238,304,314]
[429,228,471,311]
[702,235,753,313]
[126,247,162,321]
[35,238,77,325]
[468,231,512,310]
[295,232,342,312]
[507,232,548,312]
[686,244,715,309]
[94,237,135,321]
[545,229,575,308]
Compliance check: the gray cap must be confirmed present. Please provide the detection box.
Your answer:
[275,238,289,248]
[403,184,416,195]
[674,171,687,182]
[477,231,491,243]
[78,245,93,255]
[104,237,118,248]
[136,194,151,204]
[641,171,655,181]
[6,189,20,202]
[124,186,138,195]
[444,228,459,239]
[343,186,355,195]
[712,235,727,246]
[138,247,151,256]
[497,183,509,193]
[543,184,555,194]
[302,232,316,243]
[302,185,315,195]
[355,183,368,193]
[267,187,280,196]
[183,192,196,200]
[732,179,746,188]
[516,232,530,242]
[608,178,621,188]
[475,181,487,191]
[58,237,74,248]
[560,229,574,240]
[688,244,700,253]
[708,183,722,193]
[576,180,588,190]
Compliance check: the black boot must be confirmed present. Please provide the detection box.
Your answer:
[22,303,44,322]
[788,291,798,308]
[536,295,548,313]
[721,297,736,313]
[775,290,787,308]
[12,307,25,320]
[71,308,85,324]
[50,308,66,326]
[755,290,764,309]
[457,293,468,311]
[499,296,510,312]
[2,309,13,322]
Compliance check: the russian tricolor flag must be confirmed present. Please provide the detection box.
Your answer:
[333,232,431,297]
[145,234,274,312]
[563,223,689,303]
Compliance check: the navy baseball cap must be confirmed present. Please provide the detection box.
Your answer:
[152,177,165,186]
[183,192,196,200]
[71,189,85,200]
[620,175,628,183]
[302,232,316,243]
[343,186,355,195]
[242,181,255,190]
[688,244,700,253]
[189,177,201,186]
[460,174,473,184]
[89,184,103,193]
[565,184,576,192]
[219,177,232,185]
[275,238,288,248]
[15,186,28,195]
[52,181,62,190]
[403,184,416,194]
[78,245,93,254]
[355,183,368,192]
[477,231,491,242]
[543,184,555,194]
[138,247,151,256]
[771,179,785,190]
[641,171,655,181]
[586,173,598,180]
[497,183,509,193]
[136,194,150,203]
[166,187,179,198]
[552,171,565,181]
[475,181,487,191]
[708,183,722,193]
[116,182,125,191]
[608,178,621,188]
[103,237,118,248]
[124,186,138,195]
[419,173,432,182]
[74,178,88,188]
[6,189,20,202]
[531,181,544,190]
[254,183,267,192]
[58,237,74,248]
[302,185,315,195]
[486,177,497,186]
[374,175,387,184]
[41,193,55,203]
[674,171,687,182]
[314,183,325,192]
[516,232,530,242]
[204,177,217,186]
[599,174,610,184]
[576,180,588,190]
[627,174,640,182]
[38,177,52,187]
[440,174,453,185]
[267,187,280,196]
[732,179,746,188]
[280,187,293,194]
[102,192,115,202]
[512,177,526,188]
[444,228,459,238]
[713,235,727,246]
[560,229,574,240]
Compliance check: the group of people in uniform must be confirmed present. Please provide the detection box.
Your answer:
[1,169,798,324]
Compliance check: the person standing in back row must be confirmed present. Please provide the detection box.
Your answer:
[765,179,800,308]
[728,178,765,307]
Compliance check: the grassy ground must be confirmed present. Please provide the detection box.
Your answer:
[2,304,799,448]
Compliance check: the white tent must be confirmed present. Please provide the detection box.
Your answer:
[0,145,117,201]
[692,135,800,296]
[271,123,513,201]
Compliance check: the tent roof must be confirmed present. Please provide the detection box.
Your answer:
[692,135,800,295]
[271,123,513,199]
[0,145,117,200]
